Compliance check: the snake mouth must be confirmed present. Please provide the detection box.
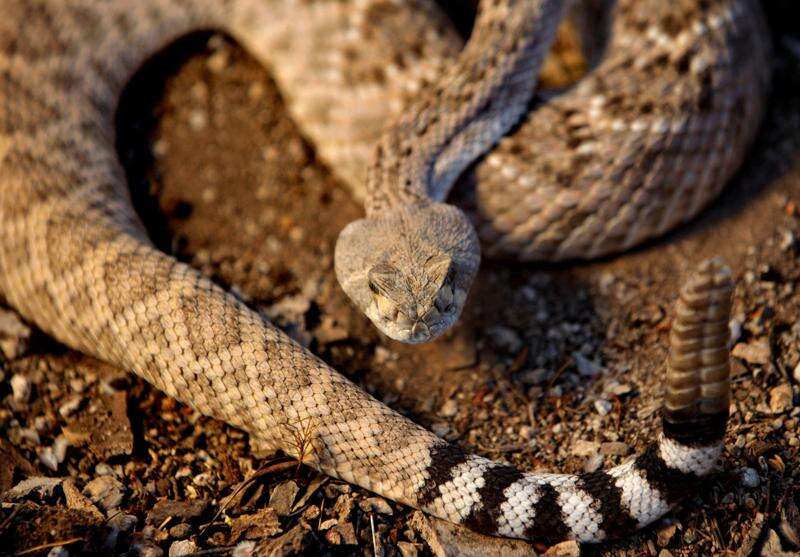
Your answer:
[374,314,451,344]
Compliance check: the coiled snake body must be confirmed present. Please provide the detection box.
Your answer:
[0,0,769,545]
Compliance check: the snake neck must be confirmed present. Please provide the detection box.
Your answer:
[363,0,569,217]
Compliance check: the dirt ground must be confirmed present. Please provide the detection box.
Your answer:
[2,3,800,556]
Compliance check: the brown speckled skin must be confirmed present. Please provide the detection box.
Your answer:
[0,0,760,544]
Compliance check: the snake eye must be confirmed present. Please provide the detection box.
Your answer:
[435,284,454,313]
[368,278,380,295]
[374,292,399,321]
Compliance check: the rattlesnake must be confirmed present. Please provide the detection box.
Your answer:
[0,0,768,546]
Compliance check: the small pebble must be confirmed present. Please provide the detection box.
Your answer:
[188,110,207,131]
[83,476,126,512]
[486,326,523,353]
[573,352,603,377]
[779,229,796,251]
[59,396,83,418]
[206,49,229,73]
[594,399,613,416]
[606,383,632,396]
[518,368,550,385]
[131,542,163,557]
[232,541,256,557]
[359,497,393,516]
[431,422,450,437]
[732,341,771,365]
[39,446,60,471]
[584,453,604,473]
[741,467,761,488]
[600,441,630,456]
[0,308,31,359]
[168,540,198,557]
[439,399,458,418]
[169,523,193,539]
[543,540,580,556]
[571,439,600,458]
[397,541,420,557]
[770,384,794,414]
[10,373,31,403]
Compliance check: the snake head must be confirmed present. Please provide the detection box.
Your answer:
[335,202,480,343]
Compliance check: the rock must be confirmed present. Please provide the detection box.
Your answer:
[10,373,31,403]
[732,341,771,365]
[729,317,744,344]
[147,499,208,525]
[324,522,357,545]
[601,442,631,456]
[131,542,163,557]
[269,480,299,516]
[486,326,523,353]
[359,497,394,516]
[571,439,600,458]
[108,513,138,534]
[761,529,796,556]
[39,446,60,472]
[397,541,421,557]
[168,540,198,557]
[573,352,603,377]
[63,391,133,459]
[232,541,256,557]
[252,523,314,555]
[543,541,580,556]
[0,308,31,359]
[594,399,612,416]
[583,453,604,473]
[780,229,797,251]
[230,508,281,541]
[333,492,356,522]
[168,523,193,539]
[439,399,459,418]
[770,384,794,414]
[409,511,534,557]
[656,522,678,546]
[518,368,550,385]
[83,476,125,513]
[741,467,761,488]
[605,382,632,396]
[47,548,69,557]
[794,361,800,383]
[59,396,83,418]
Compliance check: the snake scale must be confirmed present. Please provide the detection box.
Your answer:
[0,0,770,546]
